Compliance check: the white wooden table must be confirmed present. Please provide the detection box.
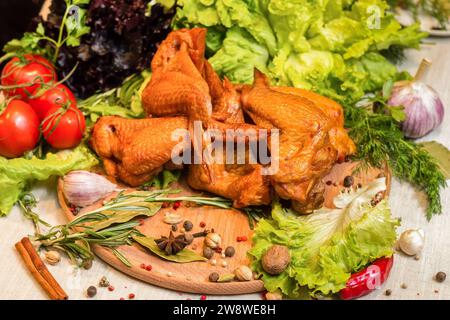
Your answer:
[0,39,449,300]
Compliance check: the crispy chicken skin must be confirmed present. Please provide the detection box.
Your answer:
[91,116,188,186]
[241,70,356,212]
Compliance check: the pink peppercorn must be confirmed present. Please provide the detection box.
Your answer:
[128,293,135,299]
[173,201,181,210]
[146,265,152,271]
[200,295,207,300]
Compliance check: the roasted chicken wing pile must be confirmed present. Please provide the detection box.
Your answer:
[91,28,356,213]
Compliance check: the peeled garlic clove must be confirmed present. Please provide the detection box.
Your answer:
[63,171,118,207]
[398,229,425,256]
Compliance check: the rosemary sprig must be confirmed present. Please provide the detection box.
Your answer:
[32,189,232,267]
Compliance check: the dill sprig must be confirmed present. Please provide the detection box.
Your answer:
[344,103,447,220]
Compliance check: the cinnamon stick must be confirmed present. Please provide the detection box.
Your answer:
[15,237,68,300]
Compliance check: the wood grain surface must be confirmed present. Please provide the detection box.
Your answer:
[55,163,388,296]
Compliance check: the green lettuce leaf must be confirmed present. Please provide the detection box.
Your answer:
[173,0,427,104]
[0,145,98,216]
[249,179,400,297]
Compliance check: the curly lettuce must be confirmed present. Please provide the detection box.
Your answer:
[173,0,427,104]
[249,179,400,298]
[0,146,98,215]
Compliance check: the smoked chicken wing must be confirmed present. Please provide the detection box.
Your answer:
[241,70,356,212]
[91,116,188,186]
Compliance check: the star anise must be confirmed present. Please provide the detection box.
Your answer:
[155,231,187,255]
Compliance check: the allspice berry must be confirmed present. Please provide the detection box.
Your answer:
[343,176,354,188]
[87,286,97,298]
[183,220,193,232]
[261,245,291,275]
[203,246,214,259]
[209,272,219,282]
[435,272,447,283]
[224,246,235,257]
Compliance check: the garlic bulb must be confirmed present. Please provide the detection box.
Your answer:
[398,229,425,256]
[63,171,118,207]
[388,59,444,138]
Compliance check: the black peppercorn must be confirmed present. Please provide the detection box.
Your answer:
[183,220,194,232]
[343,176,354,188]
[87,286,97,298]
[171,224,178,232]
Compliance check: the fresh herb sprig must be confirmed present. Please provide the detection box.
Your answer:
[345,101,447,220]
[18,193,51,235]
[32,189,232,267]
[35,212,142,267]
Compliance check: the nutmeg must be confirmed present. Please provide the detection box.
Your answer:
[261,245,290,275]
[44,251,61,265]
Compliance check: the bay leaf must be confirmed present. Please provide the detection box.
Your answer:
[420,141,450,179]
[132,235,207,263]
[88,202,161,231]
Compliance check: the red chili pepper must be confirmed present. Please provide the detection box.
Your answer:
[339,256,394,300]
[140,263,146,269]
[241,236,248,242]
[236,236,242,242]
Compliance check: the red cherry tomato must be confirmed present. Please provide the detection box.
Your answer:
[29,84,77,121]
[41,105,86,149]
[340,256,394,300]
[1,54,57,100]
[0,100,40,158]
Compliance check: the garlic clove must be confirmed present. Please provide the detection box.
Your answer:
[63,171,118,207]
[398,229,425,256]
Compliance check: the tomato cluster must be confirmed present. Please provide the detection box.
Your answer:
[0,54,86,158]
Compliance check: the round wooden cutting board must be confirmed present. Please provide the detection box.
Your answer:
[57,162,390,295]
